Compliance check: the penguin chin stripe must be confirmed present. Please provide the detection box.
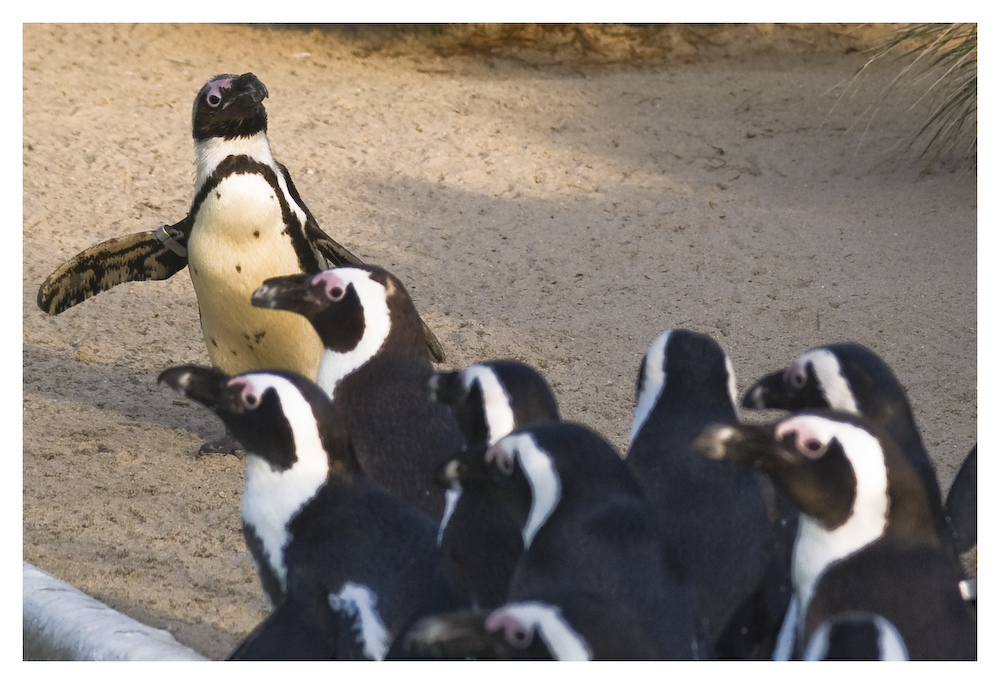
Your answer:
[328,582,391,661]
[315,269,392,398]
[494,603,592,661]
[503,434,561,549]
[462,365,516,445]
[437,488,461,547]
[789,417,889,625]
[238,374,330,593]
[628,330,670,445]
[799,348,860,414]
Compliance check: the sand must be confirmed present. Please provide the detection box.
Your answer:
[22,24,976,660]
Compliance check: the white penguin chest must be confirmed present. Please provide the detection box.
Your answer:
[186,172,321,375]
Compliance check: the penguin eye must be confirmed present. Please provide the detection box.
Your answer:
[797,435,828,458]
[206,93,222,107]
[785,363,808,390]
[327,285,345,302]
[242,391,260,409]
[506,625,533,648]
[485,444,515,476]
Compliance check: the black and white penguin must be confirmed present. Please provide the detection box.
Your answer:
[802,611,909,661]
[945,443,977,555]
[445,422,704,659]
[402,592,669,660]
[158,365,440,659]
[429,360,561,609]
[624,329,784,653]
[37,72,443,450]
[251,265,463,519]
[694,411,977,660]
[741,344,945,526]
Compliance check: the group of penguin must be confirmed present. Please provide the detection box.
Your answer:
[37,73,977,661]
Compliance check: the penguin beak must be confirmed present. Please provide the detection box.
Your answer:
[158,364,231,409]
[692,422,782,467]
[228,72,269,109]
[251,274,322,316]
[435,448,490,489]
[428,370,464,406]
[741,371,790,410]
[403,609,496,659]
[434,453,466,489]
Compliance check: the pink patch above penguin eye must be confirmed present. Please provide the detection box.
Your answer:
[776,420,828,459]
[312,272,347,302]
[205,78,233,108]
[484,444,515,475]
[485,613,533,648]
[228,378,260,410]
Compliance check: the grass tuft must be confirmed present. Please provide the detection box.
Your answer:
[858,23,977,164]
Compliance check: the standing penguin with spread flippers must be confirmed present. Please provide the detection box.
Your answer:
[436,422,705,659]
[158,365,439,659]
[251,265,463,518]
[37,72,444,452]
[694,411,977,660]
[624,329,791,656]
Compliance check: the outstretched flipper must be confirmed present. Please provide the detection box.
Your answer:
[37,219,191,315]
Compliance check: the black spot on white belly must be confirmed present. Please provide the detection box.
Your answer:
[254,330,266,343]
[216,191,222,200]
[235,264,242,273]
[253,230,260,238]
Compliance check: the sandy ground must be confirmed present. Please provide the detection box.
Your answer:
[22,24,976,660]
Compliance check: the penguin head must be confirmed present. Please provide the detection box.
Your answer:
[629,329,738,444]
[403,605,572,659]
[158,364,360,479]
[192,72,269,142]
[803,611,909,661]
[429,360,561,449]
[442,423,635,548]
[483,602,591,660]
[693,411,933,539]
[253,265,426,367]
[741,344,914,424]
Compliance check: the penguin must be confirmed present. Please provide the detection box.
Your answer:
[402,591,669,660]
[37,72,444,450]
[250,265,463,519]
[945,443,977,555]
[693,410,977,660]
[624,329,785,653]
[158,365,440,659]
[429,360,561,609]
[741,344,945,527]
[445,422,705,659]
[802,611,909,660]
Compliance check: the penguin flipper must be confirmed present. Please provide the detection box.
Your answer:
[37,222,190,315]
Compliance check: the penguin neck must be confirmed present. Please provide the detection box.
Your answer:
[792,501,889,629]
[194,131,275,193]
[315,301,395,399]
[241,449,330,596]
